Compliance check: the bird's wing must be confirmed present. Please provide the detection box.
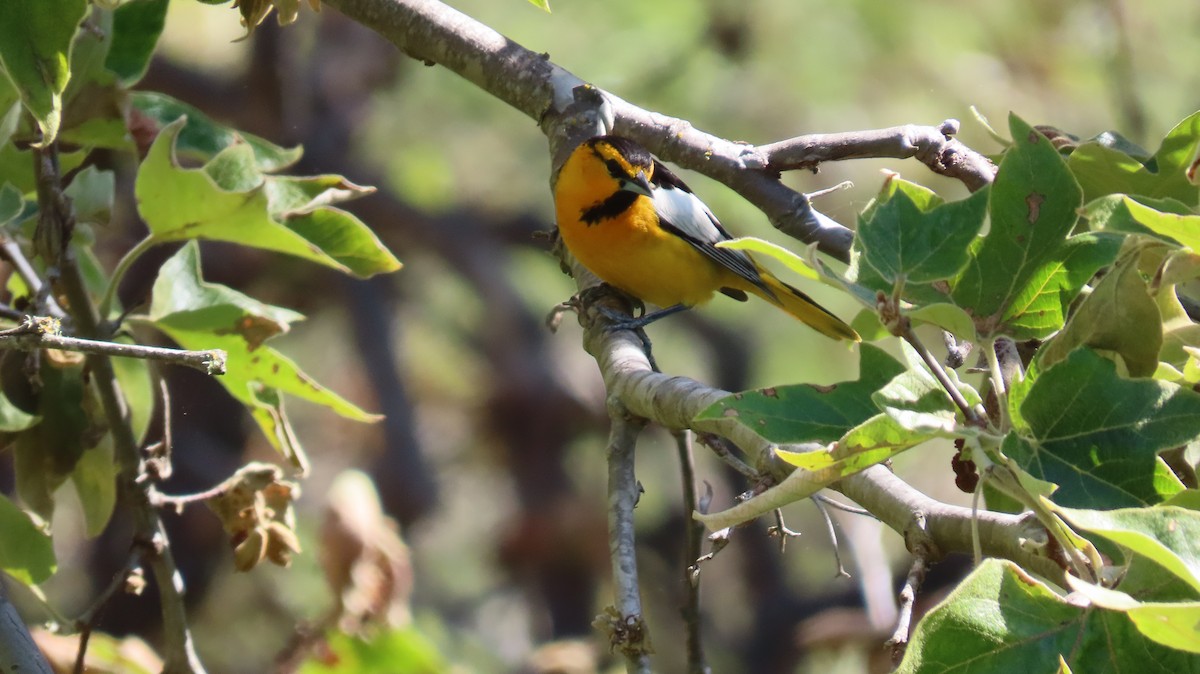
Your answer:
[649,161,773,297]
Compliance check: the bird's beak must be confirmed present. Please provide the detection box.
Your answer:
[625,171,653,197]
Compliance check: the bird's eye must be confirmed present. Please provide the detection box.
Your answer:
[604,159,626,179]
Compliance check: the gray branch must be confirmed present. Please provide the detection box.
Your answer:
[605,400,652,674]
[0,317,226,375]
[318,0,997,263]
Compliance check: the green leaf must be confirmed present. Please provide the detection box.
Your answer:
[1038,249,1163,376]
[111,337,154,445]
[0,182,23,226]
[148,241,305,335]
[146,244,379,468]
[898,559,1200,674]
[105,0,168,87]
[1086,194,1200,249]
[131,92,301,171]
[13,359,96,520]
[1064,576,1200,655]
[778,413,932,476]
[1060,506,1200,594]
[694,344,905,444]
[1014,348,1200,508]
[906,303,976,341]
[300,627,447,674]
[1126,602,1200,654]
[714,237,820,282]
[64,166,114,226]
[71,435,117,538]
[0,0,89,145]
[952,114,1083,336]
[0,144,87,194]
[1000,232,1123,340]
[242,386,308,473]
[0,493,55,585]
[526,0,551,11]
[872,341,982,435]
[0,388,38,432]
[136,118,400,277]
[856,179,987,284]
[1069,110,1200,206]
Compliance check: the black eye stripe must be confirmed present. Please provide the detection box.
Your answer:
[604,159,626,179]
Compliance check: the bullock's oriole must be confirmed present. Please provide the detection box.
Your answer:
[554,135,859,341]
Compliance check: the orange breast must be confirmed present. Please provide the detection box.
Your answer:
[555,196,728,308]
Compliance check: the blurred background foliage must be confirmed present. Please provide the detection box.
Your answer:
[28,0,1200,672]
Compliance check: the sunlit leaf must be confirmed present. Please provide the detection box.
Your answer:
[898,559,1200,673]
[1000,232,1123,340]
[1060,506,1200,594]
[1069,110,1200,206]
[136,118,400,277]
[0,0,88,145]
[952,114,1083,336]
[105,0,169,87]
[857,179,987,284]
[695,344,904,444]
[716,236,820,281]
[146,244,379,468]
[131,92,301,171]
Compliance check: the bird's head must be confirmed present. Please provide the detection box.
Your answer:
[566,135,655,198]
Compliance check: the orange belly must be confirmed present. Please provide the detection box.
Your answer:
[556,198,727,308]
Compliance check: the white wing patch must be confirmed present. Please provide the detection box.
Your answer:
[650,183,772,296]
[650,184,726,245]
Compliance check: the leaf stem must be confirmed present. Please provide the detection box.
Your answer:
[901,320,987,427]
[984,338,1009,431]
[98,235,157,323]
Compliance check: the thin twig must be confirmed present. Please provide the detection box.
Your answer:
[672,431,710,674]
[605,399,652,674]
[98,236,156,322]
[694,432,758,480]
[140,370,174,482]
[760,120,998,193]
[886,553,929,664]
[813,493,875,518]
[901,321,987,427]
[811,497,851,578]
[767,508,802,554]
[0,317,226,375]
[0,236,65,318]
[73,553,143,674]
[148,481,231,511]
[983,338,1010,431]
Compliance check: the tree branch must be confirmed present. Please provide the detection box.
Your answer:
[321,0,994,263]
[760,119,997,192]
[572,293,1064,580]
[0,317,226,375]
[603,399,652,674]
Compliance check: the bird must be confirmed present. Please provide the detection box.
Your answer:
[553,135,860,341]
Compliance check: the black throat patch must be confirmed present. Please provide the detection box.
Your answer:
[580,191,639,225]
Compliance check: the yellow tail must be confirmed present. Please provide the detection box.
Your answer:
[748,273,860,342]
